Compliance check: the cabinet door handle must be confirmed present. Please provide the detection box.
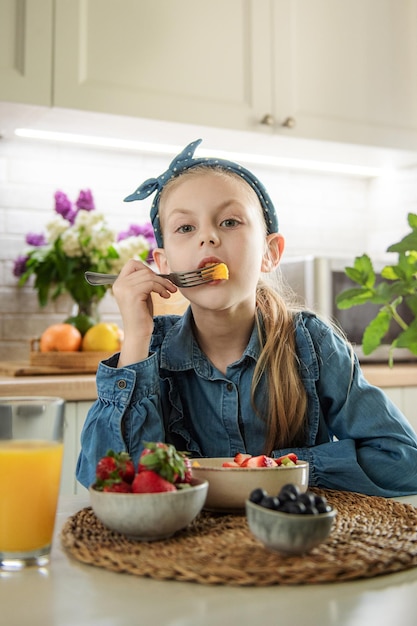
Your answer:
[282,116,296,128]
[260,113,275,126]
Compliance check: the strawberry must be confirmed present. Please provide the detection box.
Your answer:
[102,480,132,493]
[95,450,135,484]
[132,470,177,493]
[275,453,298,466]
[233,452,249,465]
[117,454,135,484]
[96,454,117,481]
[176,455,192,484]
[241,455,278,468]
[138,442,189,484]
[222,461,241,468]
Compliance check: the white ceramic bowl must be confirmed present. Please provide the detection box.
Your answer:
[89,478,208,541]
[246,499,337,555]
[191,458,309,512]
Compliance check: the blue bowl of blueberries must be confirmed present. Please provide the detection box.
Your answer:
[246,483,337,555]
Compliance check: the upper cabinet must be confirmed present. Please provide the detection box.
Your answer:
[53,0,269,132]
[270,0,417,150]
[0,0,53,105]
[1,0,417,151]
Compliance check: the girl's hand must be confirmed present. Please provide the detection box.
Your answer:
[111,260,177,366]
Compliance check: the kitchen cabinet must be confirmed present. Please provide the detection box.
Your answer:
[53,0,417,149]
[52,0,417,150]
[2,0,417,151]
[269,0,417,149]
[0,0,53,105]
[383,387,417,434]
[53,0,269,131]
[61,401,90,496]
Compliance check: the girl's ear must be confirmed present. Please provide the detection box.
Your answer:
[261,233,285,272]
[152,248,170,274]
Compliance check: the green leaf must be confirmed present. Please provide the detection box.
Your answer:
[408,213,417,229]
[395,321,417,355]
[387,231,417,254]
[362,310,392,354]
[344,254,376,288]
[335,287,375,309]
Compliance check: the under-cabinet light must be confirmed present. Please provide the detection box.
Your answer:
[14,128,384,178]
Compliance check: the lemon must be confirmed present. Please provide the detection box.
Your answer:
[82,323,123,352]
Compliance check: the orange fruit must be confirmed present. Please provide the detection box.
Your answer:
[40,323,82,352]
[81,323,123,352]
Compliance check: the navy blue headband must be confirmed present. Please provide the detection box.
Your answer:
[124,139,278,247]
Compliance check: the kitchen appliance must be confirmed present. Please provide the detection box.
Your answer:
[278,256,415,363]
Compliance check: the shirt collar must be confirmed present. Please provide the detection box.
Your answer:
[159,308,262,373]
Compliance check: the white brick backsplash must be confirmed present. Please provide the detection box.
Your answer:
[1,136,416,361]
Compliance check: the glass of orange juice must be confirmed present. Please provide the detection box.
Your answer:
[0,396,65,571]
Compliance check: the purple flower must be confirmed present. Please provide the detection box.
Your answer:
[13,255,29,277]
[54,191,76,223]
[75,189,95,212]
[26,233,46,247]
[117,222,156,246]
[117,222,156,264]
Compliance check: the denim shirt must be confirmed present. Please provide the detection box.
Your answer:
[76,309,417,497]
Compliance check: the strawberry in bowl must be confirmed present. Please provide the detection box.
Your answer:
[191,453,309,512]
[89,443,208,541]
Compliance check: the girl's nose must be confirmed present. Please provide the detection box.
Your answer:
[199,230,220,246]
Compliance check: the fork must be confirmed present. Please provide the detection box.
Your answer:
[84,263,222,288]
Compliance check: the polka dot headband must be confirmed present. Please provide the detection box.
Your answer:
[124,138,279,247]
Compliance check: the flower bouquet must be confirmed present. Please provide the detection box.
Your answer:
[13,189,156,331]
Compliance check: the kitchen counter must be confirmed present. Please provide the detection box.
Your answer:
[0,373,98,401]
[1,493,417,626]
[0,364,416,401]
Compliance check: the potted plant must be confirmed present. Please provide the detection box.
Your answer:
[335,212,417,367]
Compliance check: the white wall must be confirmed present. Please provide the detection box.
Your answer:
[1,134,417,361]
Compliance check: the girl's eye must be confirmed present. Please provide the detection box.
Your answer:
[176,224,195,234]
[221,218,240,228]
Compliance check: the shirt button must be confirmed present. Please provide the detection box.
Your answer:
[226,383,234,392]
[117,379,127,389]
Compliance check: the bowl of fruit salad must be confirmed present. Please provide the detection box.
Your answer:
[89,443,208,541]
[246,484,337,555]
[191,453,309,512]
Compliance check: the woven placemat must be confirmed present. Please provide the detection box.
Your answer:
[61,489,417,586]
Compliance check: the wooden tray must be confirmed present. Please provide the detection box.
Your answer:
[29,338,113,373]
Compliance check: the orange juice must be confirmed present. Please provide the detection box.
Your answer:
[0,440,63,552]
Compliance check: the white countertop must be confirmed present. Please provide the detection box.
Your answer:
[1,494,417,626]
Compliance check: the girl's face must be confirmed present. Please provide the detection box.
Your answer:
[153,171,284,311]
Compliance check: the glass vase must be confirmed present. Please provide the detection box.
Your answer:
[66,300,100,335]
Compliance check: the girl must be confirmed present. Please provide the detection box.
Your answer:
[76,139,417,496]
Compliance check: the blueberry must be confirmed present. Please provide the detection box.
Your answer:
[249,488,267,504]
[279,483,301,498]
[260,495,280,510]
[281,501,306,514]
[316,501,333,514]
[311,495,333,514]
[278,485,300,503]
[303,505,319,515]
[298,492,316,508]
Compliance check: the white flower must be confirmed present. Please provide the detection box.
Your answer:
[46,216,68,242]
[61,229,83,257]
[110,235,150,273]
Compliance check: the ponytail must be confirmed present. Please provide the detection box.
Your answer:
[253,281,307,454]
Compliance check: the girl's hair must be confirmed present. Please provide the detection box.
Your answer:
[254,277,308,454]
[159,165,308,453]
